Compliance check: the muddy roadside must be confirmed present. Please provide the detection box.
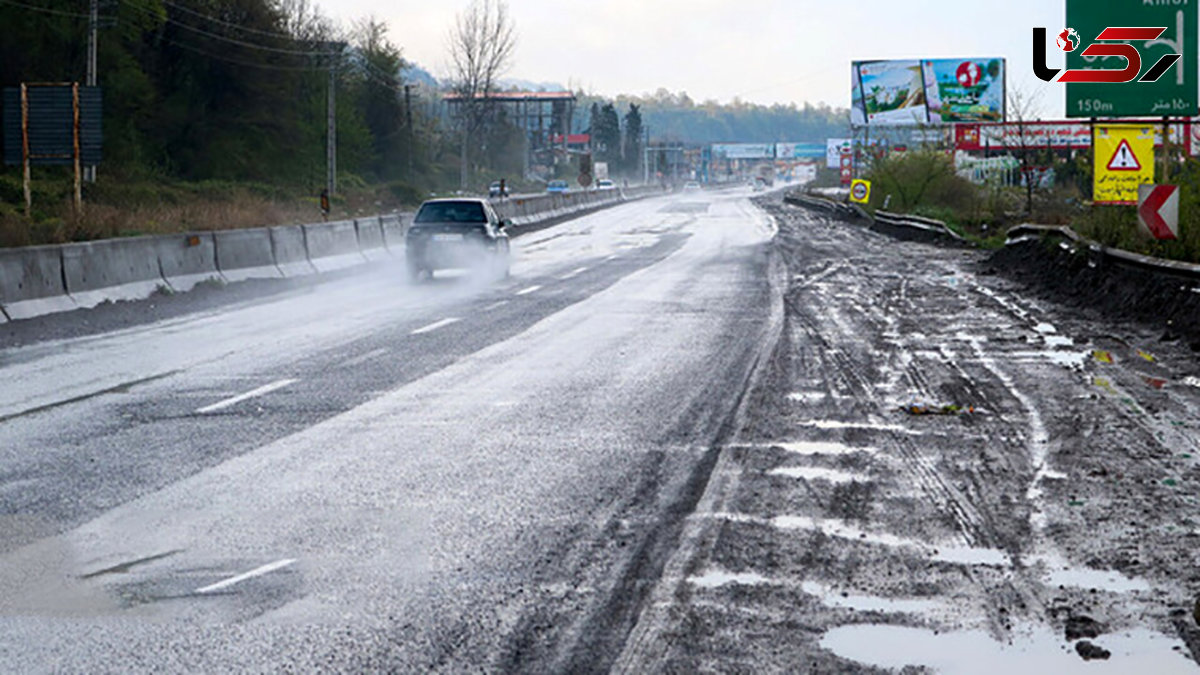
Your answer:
[613,194,1200,673]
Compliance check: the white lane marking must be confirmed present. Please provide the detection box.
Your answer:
[604,254,620,261]
[515,285,542,296]
[411,318,460,335]
[559,266,588,280]
[340,348,388,368]
[484,300,510,311]
[196,379,298,414]
[195,558,297,594]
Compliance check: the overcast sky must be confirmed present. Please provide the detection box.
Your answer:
[318,0,1066,117]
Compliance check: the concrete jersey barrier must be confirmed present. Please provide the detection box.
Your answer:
[61,237,166,308]
[380,214,406,252]
[305,220,366,272]
[214,228,282,282]
[0,245,76,320]
[355,218,389,261]
[0,191,665,321]
[153,233,221,292]
[269,225,316,278]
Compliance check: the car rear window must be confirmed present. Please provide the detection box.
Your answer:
[415,202,487,223]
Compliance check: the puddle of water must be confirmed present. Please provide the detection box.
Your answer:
[933,546,1010,567]
[769,466,867,484]
[1045,335,1074,348]
[1034,322,1058,335]
[688,569,771,589]
[820,623,1195,674]
[797,420,914,434]
[1029,554,1152,593]
[710,513,1013,569]
[772,515,915,549]
[802,580,943,615]
[773,441,878,456]
[1008,350,1089,369]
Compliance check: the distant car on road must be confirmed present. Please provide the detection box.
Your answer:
[683,181,702,193]
[546,180,569,194]
[488,181,509,198]
[405,198,511,282]
[595,179,616,191]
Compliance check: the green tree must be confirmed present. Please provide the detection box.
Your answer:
[623,103,642,176]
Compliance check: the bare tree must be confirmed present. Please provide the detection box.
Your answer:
[1002,86,1046,218]
[448,0,518,189]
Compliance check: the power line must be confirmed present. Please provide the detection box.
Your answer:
[122,0,341,57]
[154,33,336,72]
[0,0,94,19]
[159,0,305,41]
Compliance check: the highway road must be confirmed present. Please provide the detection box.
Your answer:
[0,189,782,672]
[4,188,1200,673]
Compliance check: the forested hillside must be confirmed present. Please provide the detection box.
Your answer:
[583,89,849,144]
[0,0,430,187]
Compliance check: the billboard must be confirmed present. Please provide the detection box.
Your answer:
[855,60,928,126]
[711,143,774,160]
[774,142,825,159]
[923,58,1005,123]
[3,86,103,166]
[826,138,852,168]
[851,58,1006,126]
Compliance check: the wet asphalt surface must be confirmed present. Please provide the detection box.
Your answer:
[0,190,779,672]
[614,197,1200,673]
[4,189,1200,673]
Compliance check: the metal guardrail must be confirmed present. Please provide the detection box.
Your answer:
[1004,223,1200,281]
[787,191,1200,281]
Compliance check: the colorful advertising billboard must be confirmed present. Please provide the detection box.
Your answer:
[922,58,1005,123]
[711,143,774,160]
[855,60,928,126]
[852,58,1006,126]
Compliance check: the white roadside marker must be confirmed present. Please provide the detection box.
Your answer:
[195,558,297,594]
[196,379,298,414]
[515,285,542,296]
[411,317,461,335]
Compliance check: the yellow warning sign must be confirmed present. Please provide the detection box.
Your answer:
[850,179,871,204]
[1094,125,1154,205]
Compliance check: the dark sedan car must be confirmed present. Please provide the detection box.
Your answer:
[405,198,511,282]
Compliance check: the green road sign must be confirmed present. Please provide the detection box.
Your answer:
[1066,0,1197,118]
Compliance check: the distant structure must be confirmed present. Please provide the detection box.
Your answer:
[443,91,577,178]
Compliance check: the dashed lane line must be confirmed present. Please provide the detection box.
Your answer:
[559,266,588,280]
[411,318,461,335]
[196,379,298,414]
[195,559,297,594]
[339,348,389,368]
[515,285,542,296]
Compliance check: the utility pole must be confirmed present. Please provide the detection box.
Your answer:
[84,0,97,183]
[404,84,414,177]
[327,64,336,197]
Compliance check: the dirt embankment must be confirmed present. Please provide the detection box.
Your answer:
[988,240,1200,352]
